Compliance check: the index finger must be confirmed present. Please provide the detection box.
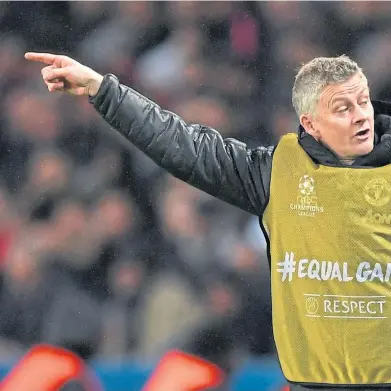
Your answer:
[24,52,57,65]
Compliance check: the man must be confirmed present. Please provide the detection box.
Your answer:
[24,52,391,391]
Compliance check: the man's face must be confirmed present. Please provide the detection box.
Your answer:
[301,72,374,160]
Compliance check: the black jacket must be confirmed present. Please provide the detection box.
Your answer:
[90,74,391,218]
[90,74,391,390]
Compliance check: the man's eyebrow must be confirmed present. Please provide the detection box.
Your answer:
[330,88,369,106]
[358,87,370,96]
[330,97,347,105]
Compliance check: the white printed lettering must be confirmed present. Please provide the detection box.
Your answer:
[330,262,342,281]
[356,262,371,282]
[308,260,321,281]
[341,301,350,314]
[342,263,353,282]
[323,299,385,315]
[298,259,308,278]
[370,263,384,282]
[277,252,391,284]
[320,261,332,281]
[367,301,377,314]
[385,264,391,282]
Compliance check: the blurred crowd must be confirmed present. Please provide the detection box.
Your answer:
[0,0,391,377]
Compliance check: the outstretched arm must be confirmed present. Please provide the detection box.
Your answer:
[25,52,273,215]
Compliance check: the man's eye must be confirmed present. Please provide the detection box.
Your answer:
[360,100,369,105]
[338,106,348,112]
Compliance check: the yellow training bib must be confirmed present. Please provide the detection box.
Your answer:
[262,133,391,385]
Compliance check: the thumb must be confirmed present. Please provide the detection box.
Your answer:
[41,66,69,82]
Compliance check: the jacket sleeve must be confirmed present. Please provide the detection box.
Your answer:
[90,74,274,216]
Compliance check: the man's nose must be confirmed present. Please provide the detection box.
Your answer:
[353,105,368,124]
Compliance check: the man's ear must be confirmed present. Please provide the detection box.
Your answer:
[300,114,320,141]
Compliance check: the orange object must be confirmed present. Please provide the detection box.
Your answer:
[0,344,102,391]
[142,350,225,391]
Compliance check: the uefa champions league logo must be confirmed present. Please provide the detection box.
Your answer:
[299,175,315,196]
[289,175,324,217]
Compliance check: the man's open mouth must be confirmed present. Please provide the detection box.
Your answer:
[355,129,370,138]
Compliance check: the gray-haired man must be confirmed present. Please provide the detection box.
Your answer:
[25,52,391,391]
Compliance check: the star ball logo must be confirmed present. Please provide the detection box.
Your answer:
[299,175,315,196]
[290,175,324,217]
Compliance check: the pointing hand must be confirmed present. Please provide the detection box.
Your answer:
[25,52,103,96]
